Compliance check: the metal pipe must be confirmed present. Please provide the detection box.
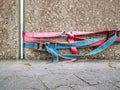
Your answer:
[20,0,24,59]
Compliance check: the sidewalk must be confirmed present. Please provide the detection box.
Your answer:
[0,60,120,90]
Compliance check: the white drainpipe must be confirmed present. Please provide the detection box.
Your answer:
[20,0,24,59]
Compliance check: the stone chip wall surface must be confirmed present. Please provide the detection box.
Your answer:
[0,0,120,60]
[25,0,120,61]
[0,0,19,59]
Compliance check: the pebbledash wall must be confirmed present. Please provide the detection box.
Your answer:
[0,0,19,59]
[0,0,120,60]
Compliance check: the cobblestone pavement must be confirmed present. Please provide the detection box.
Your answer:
[0,60,120,90]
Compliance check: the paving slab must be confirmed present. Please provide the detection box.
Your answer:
[0,60,120,90]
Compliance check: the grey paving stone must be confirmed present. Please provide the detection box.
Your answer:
[0,76,45,90]
[52,85,74,90]
[38,73,86,89]
[108,80,120,89]
[72,83,120,90]
[0,61,120,90]
[74,68,120,85]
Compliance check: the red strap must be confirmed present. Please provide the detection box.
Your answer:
[67,31,78,54]
[23,32,62,38]
[24,30,117,39]
[24,30,120,43]
[71,30,116,36]
[24,36,54,42]
[23,30,120,62]
[66,31,78,62]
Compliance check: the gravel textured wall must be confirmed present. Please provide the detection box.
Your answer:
[25,0,120,60]
[0,0,19,59]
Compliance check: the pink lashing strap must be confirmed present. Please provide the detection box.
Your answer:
[66,31,78,62]
[23,30,120,62]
